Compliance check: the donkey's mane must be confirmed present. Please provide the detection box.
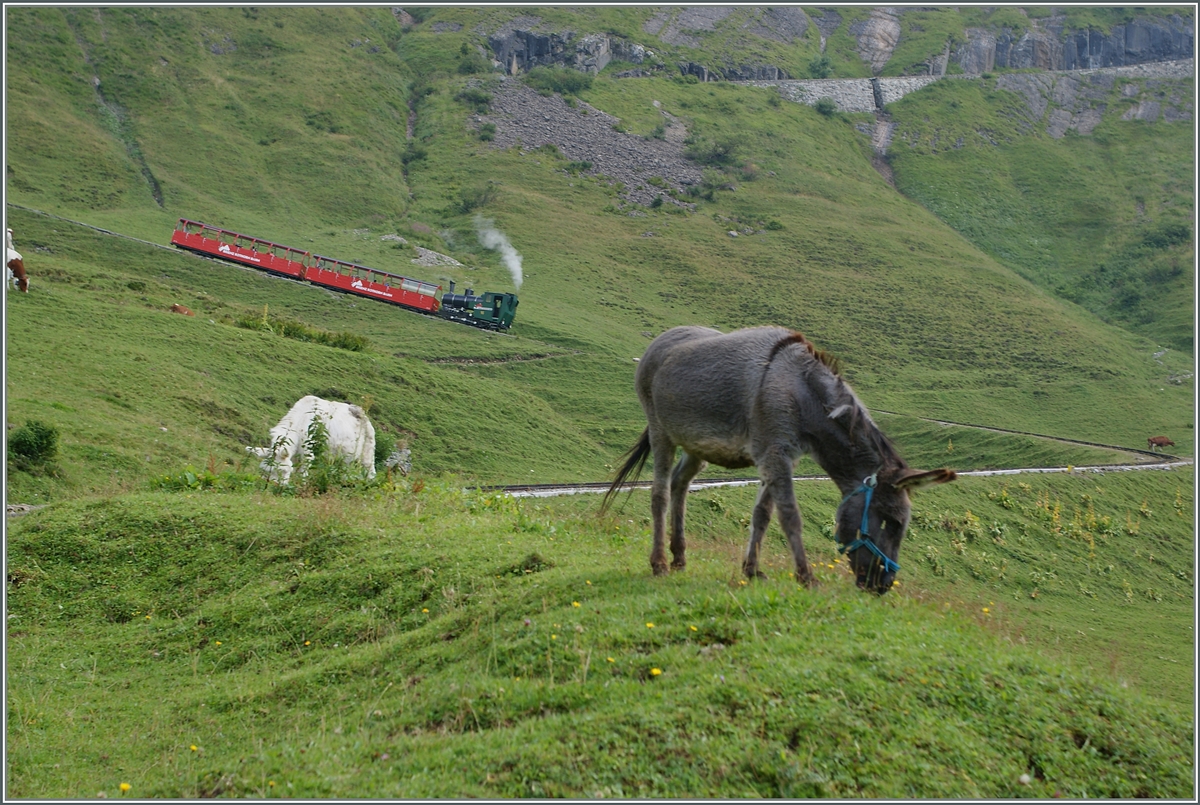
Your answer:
[768,331,906,471]
[766,331,842,376]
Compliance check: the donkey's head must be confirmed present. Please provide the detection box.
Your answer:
[835,466,956,594]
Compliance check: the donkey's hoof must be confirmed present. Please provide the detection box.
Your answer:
[651,561,670,577]
[741,565,768,581]
[794,570,816,588]
[670,558,687,572]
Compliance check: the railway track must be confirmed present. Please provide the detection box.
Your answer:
[488,459,1193,499]
[870,408,1185,464]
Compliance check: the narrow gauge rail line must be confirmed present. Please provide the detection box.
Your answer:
[869,408,1184,463]
[488,460,1193,499]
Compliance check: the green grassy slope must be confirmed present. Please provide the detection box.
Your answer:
[887,74,1195,353]
[5,6,416,239]
[5,468,1192,798]
[5,7,1193,504]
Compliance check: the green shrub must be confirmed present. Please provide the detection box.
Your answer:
[809,54,833,79]
[8,420,59,467]
[457,52,489,75]
[478,122,496,141]
[565,160,592,175]
[457,184,499,213]
[523,66,593,96]
[814,97,838,117]
[374,435,396,469]
[150,466,260,492]
[1143,222,1191,249]
[234,306,370,352]
[454,87,492,114]
[683,136,740,166]
[293,415,374,495]
[686,169,734,202]
[402,143,427,165]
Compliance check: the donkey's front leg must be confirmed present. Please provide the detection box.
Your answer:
[758,452,813,586]
[667,452,705,571]
[772,478,813,587]
[742,483,773,580]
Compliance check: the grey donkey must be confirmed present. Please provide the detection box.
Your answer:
[602,326,955,594]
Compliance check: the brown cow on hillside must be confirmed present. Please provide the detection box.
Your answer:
[1148,436,1175,452]
[7,228,29,293]
[169,304,195,316]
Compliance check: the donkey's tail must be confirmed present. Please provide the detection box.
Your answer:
[600,428,651,513]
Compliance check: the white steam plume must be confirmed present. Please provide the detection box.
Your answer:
[473,214,523,290]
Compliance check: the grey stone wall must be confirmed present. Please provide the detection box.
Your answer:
[746,58,1192,114]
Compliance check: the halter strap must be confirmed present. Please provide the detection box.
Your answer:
[837,473,900,574]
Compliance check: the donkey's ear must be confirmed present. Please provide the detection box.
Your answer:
[826,404,853,423]
[891,468,956,491]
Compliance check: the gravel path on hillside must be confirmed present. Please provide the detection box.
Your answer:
[480,77,702,207]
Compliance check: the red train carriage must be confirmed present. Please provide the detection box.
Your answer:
[170,219,442,314]
[170,219,308,279]
[306,254,441,313]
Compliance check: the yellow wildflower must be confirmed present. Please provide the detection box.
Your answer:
[646,622,654,629]
[119,783,131,793]
[650,668,662,676]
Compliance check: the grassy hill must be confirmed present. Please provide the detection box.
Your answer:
[5,467,1194,798]
[887,72,1194,353]
[4,7,1194,797]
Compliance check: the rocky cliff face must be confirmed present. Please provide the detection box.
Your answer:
[956,14,1193,74]
[487,20,655,76]
[467,8,1192,82]
[849,8,902,75]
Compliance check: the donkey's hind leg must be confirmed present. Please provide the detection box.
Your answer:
[742,483,773,580]
[668,451,706,571]
[648,434,677,576]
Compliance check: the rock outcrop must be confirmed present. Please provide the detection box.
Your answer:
[956,14,1193,74]
[487,21,656,76]
[849,8,902,75]
[996,62,1193,139]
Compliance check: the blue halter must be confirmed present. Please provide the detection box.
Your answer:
[837,473,900,575]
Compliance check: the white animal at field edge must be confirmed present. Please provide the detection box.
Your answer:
[7,228,29,293]
[247,395,376,484]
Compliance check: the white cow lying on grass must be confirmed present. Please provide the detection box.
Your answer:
[247,395,376,484]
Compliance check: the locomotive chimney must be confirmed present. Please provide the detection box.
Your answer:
[449,280,456,293]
